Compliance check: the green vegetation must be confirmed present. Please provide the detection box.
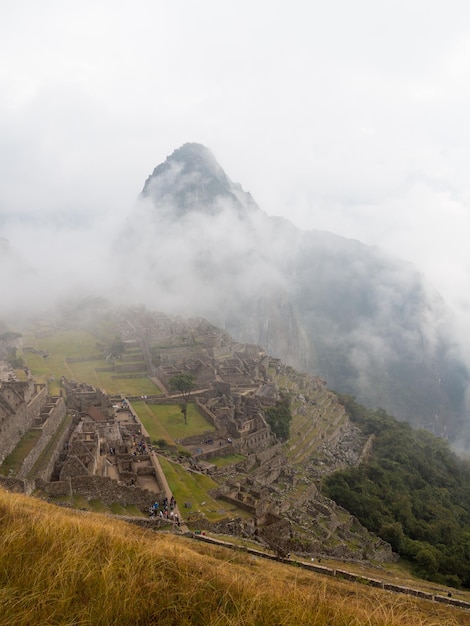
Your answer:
[323,395,470,588]
[5,346,24,369]
[0,489,468,625]
[22,329,161,396]
[209,453,246,468]
[0,430,42,476]
[158,456,239,522]
[264,393,292,440]
[106,336,125,358]
[133,400,215,443]
[169,372,196,424]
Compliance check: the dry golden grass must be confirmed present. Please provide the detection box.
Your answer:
[0,488,468,625]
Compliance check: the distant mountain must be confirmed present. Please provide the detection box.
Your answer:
[118,143,469,443]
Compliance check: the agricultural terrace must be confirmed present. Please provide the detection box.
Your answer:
[21,329,161,397]
[132,400,216,445]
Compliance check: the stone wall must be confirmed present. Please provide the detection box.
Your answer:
[0,381,48,465]
[35,477,71,497]
[60,435,101,480]
[191,534,470,611]
[0,476,27,494]
[37,475,161,510]
[17,396,67,480]
[71,475,159,509]
[236,426,273,455]
[113,362,146,373]
[189,444,234,462]
[194,399,217,428]
[27,383,48,420]
[39,416,76,482]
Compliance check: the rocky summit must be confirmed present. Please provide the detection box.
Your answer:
[141,143,259,217]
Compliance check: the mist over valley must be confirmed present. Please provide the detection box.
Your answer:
[1,142,469,447]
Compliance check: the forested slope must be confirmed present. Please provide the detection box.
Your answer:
[323,396,470,587]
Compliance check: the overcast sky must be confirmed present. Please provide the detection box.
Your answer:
[1,1,470,323]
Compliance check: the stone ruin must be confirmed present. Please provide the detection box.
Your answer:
[0,377,52,464]
[0,309,396,562]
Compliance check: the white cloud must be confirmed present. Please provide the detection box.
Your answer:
[0,0,470,349]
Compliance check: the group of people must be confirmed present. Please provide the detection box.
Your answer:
[148,495,181,526]
[132,439,150,456]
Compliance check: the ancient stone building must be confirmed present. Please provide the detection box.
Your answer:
[61,377,114,417]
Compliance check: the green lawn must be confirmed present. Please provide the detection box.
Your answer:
[70,361,161,396]
[209,454,246,468]
[158,456,247,522]
[132,401,216,444]
[22,330,102,383]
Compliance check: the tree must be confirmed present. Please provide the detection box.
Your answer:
[264,393,292,440]
[169,373,195,425]
[108,337,125,359]
[5,347,24,369]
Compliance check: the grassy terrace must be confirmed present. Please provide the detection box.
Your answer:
[0,414,73,478]
[158,456,250,523]
[0,430,42,476]
[133,400,216,444]
[27,413,73,479]
[209,453,246,468]
[22,329,161,396]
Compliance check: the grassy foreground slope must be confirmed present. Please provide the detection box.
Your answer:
[0,489,468,626]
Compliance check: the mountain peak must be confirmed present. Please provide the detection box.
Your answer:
[140,143,258,216]
[168,142,221,169]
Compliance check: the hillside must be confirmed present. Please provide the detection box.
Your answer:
[0,488,469,626]
[117,143,469,444]
[0,306,393,563]
[3,304,470,593]
[324,396,470,587]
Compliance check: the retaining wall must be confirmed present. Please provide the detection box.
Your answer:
[191,534,470,611]
[18,397,67,480]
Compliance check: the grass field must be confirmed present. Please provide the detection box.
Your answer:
[133,400,216,444]
[157,456,250,522]
[2,489,469,626]
[22,329,162,396]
